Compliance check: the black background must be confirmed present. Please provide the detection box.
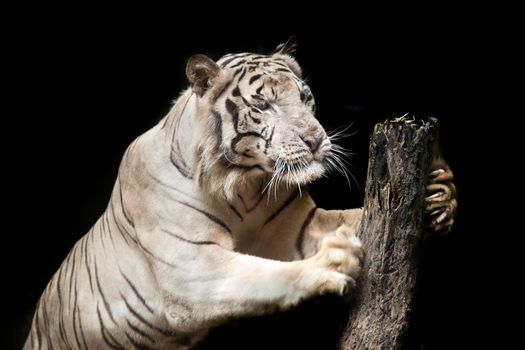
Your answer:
[5,9,510,349]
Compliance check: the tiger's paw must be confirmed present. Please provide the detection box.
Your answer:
[303,231,363,296]
[425,159,457,234]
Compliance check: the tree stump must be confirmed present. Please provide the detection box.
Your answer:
[340,116,438,350]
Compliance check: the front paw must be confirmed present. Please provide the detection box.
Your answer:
[305,229,364,296]
[425,160,457,233]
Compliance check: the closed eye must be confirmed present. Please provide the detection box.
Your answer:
[255,101,272,111]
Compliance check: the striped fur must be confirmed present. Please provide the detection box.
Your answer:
[24,46,367,349]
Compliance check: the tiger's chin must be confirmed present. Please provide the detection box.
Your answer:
[278,160,327,186]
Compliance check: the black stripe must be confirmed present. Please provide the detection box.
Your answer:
[122,295,176,337]
[57,255,73,350]
[76,302,89,350]
[94,257,117,324]
[99,214,107,243]
[144,166,200,201]
[232,67,243,78]
[238,67,247,81]
[250,106,262,113]
[276,67,291,73]
[168,93,194,178]
[232,86,241,97]
[109,199,137,246]
[296,207,317,259]
[98,221,107,252]
[212,112,223,157]
[247,112,261,124]
[34,302,42,350]
[220,56,237,67]
[105,212,118,250]
[125,331,153,350]
[170,152,193,178]
[225,99,239,133]
[229,59,246,69]
[160,107,171,128]
[97,305,124,350]
[126,319,156,344]
[226,57,248,68]
[29,332,35,349]
[255,85,264,94]
[40,297,50,350]
[249,74,262,85]
[229,204,243,221]
[118,179,135,228]
[266,126,275,150]
[120,270,155,314]
[214,78,233,101]
[110,199,139,246]
[71,278,82,350]
[139,241,179,268]
[29,330,35,350]
[174,200,232,235]
[102,211,108,235]
[289,149,310,156]
[219,156,265,172]
[225,98,239,127]
[238,193,264,213]
[82,235,95,295]
[241,96,250,106]
[264,191,300,226]
[231,131,265,153]
[58,321,71,349]
[68,247,77,308]
[160,228,220,245]
[273,61,289,68]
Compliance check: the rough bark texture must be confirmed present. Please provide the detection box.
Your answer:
[340,117,437,350]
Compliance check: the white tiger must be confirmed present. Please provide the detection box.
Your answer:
[24,41,457,349]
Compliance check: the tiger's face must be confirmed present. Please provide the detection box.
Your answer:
[186,47,336,193]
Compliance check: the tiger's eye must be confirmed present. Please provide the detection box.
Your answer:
[257,101,271,111]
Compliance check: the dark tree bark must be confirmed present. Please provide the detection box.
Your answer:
[340,117,438,350]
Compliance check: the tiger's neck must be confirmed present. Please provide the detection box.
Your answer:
[163,90,199,179]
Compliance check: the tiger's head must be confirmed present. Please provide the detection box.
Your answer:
[185,42,343,199]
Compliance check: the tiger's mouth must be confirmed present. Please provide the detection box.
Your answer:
[263,157,327,194]
[263,145,352,194]
[280,159,326,184]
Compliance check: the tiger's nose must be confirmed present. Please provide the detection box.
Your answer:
[300,132,324,153]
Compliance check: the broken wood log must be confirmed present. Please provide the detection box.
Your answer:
[340,116,438,350]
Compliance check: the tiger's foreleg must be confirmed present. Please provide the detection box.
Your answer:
[157,234,362,332]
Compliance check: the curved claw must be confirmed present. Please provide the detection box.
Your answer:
[425,161,457,234]
[430,169,446,176]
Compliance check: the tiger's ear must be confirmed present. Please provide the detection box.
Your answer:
[272,37,302,78]
[272,36,298,55]
[186,54,221,97]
